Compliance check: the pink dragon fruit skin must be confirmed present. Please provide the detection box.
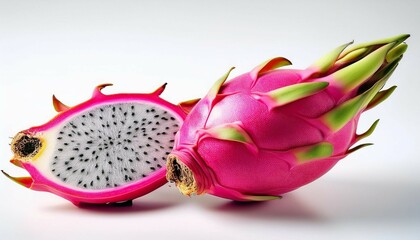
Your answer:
[166,34,409,201]
[3,84,193,206]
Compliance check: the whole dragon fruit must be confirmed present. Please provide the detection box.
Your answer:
[166,34,409,201]
[2,83,194,206]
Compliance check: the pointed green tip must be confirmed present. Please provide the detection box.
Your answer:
[340,34,410,57]
[251,57,292,81]
[312,41,353,73]
[208,67,235,97]
[347,143,374,154]
[356,119,380,142]
[296,142,334,162]
[366,86,397,110]
[264,81,329,108]
[1,170,33,188]
[333,43,394,93]
[244,195,282,201]
[386,43,408,63]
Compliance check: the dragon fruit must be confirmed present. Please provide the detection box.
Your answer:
[2,83,192,206]
[166,34,410,201]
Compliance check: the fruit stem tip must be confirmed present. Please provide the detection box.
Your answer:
[166,155,198,196]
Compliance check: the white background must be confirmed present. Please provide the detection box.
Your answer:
[1,1,419,239]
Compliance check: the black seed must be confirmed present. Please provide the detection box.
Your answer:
[105,176,109,181]
[52,169,55,172]
[150,167,156,171]
[142,174,147,177]
[112,114,115,118]
[143,151,148,155]
[92,150,96,155]
[78,180,82,185]
[108,161,112,165]
[81,169,85,173]
[96,176,100,181]
[63,178,67,182]
[64,143,69,146]
[146,109,150,113]
[87,140,93,144]
[73,148,79,151]
[124,112,127,116]
[151,109,155,112]
[57,137,63,140]
[95,163,99,169]
[79,154,84,157]
[89,113,94,117]
[161,117,168,121]
[85,147,90,150]
[155,140,160,144]
[64,161,69,165]
[151,128,157,131]
[83,184,87,188]
[126,131,132,135]
[157,164,162,168]
[154,115,159,118]
[130,169,136,173]
[66,166,72,171]
[156,121,160,125]
[58,148,63,151]
[170,117,175,121]
[146,144,151,147]
[129,159,133,163]
[90,181,93,186]
[145,160,151,164]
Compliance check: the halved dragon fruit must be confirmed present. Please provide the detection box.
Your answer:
[166,34,409,201]
[3,83,192,206]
